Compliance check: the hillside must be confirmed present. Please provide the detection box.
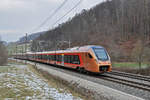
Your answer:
[32,0,150,62]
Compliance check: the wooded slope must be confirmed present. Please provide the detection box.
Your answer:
[32,0,150,61]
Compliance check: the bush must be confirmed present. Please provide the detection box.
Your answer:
[0,42,8,65]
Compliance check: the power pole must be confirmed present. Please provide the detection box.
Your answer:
[16,43,18,62]
[25,33,28,53]
[69,32,71,48]
[25,33,28,64]
[22,44,23,57]
[69,39,71,48]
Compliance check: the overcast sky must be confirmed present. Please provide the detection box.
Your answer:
[0,0,103,42]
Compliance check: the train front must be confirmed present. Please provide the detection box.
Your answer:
[91,46,112,73]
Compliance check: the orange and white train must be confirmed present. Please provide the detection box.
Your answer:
[14,45,112,73]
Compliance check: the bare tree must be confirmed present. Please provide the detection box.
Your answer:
[0,42,8,65]
[131,36,150,71]
[31,0,150,62]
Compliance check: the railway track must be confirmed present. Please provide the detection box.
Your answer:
[100,71,150,92]
[109,70,150,82]
[15,59,150,92]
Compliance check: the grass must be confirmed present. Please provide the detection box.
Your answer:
[0,65,38,99]
[112,62,150,76]
[112,62,149,69]
[28,64,87,100]
[0,66,17,73]
[8,60,25,65]
[4,60,85,100]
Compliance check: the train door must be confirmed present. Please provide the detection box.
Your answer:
[61,54,64,66]
[47,55,49,63]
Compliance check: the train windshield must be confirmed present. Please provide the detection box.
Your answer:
[93,48,108,61]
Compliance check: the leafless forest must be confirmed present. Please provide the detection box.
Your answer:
[31,0,150,63]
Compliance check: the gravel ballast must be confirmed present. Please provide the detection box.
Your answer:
[23,61,144,100]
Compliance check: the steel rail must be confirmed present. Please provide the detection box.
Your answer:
[13,58,150,92]
[109,70,150,82]
[100,74,150,92]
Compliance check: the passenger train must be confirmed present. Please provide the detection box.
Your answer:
[14,45,112,73]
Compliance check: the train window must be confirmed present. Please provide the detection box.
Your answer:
[47,55,49,60]
[59,55,62,62]
[51,55,56,61]
[88,53,93,59]
[53,55,54,61]
[49,55,52,60]
[51,55,53,61]
[93,48,108,61]
[56,55,58,61]
[45,55,47,60]
[38,55,40,59]
[60,55,62,62]
[65,55,70,63]
[46,55,48,60]
[43,55,44,60]
[42,55,44,59]
[57,55,60,61]
[64,55,67,63]
[54,55,56,61]
[42,55,43,59]
[68,55,71,63]
[73,55,80,64]
[66,55,68,63]
[42,55,45,60]
[66,55,69,63]
[36,55,37,59]
[64,55,80,64]
[70,55,74,64]
[53,55,55,61]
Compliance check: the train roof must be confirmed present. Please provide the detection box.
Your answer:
[80,45,104,49]
[17,45,104,55]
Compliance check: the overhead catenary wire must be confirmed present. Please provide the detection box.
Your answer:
[53,0,83,50]
[51,0,83,28]
[28,0,83,52]
[31,0,68,33]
